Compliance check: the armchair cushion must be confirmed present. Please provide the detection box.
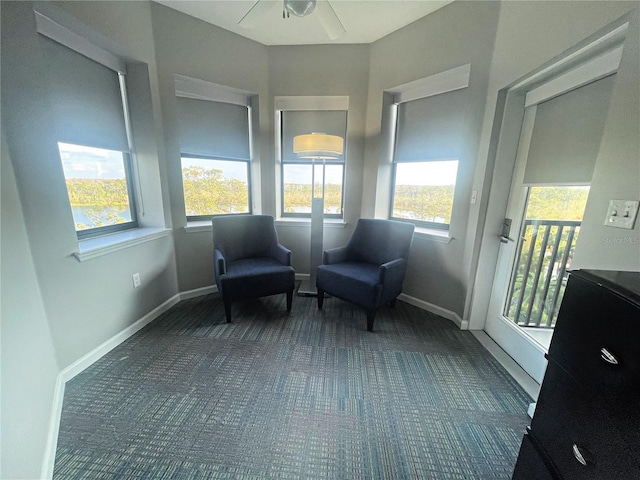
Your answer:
[221,257,295,301]
[316,261,382,308]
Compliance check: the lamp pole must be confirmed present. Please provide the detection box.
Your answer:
[298,159,325,296]
[292,132,343,296]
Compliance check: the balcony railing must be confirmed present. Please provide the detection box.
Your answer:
[505,219,581,329]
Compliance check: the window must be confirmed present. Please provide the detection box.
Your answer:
[280,109,347,218]
[176,94,252,220]
[38,29,138,238]
[389,77,467,230]
[58,143,137,233]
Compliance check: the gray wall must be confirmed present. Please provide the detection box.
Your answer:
[0,1,179,371]
[573,7,640,269]
[364,1,501,316]
[149,3,270,292]
[468,1,639,328]
[1,130,60,479]
[267,44,371,273]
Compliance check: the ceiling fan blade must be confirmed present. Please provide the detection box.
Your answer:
[316,0,346,40]
[238,0,276,29]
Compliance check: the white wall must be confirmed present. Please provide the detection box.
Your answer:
[1,131,60,479]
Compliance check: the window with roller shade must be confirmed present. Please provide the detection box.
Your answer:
[38,34,138,238]
[280,110,347,218]
[176,96,251,220]
[390,87,466,230]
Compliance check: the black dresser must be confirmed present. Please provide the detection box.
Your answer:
[512,269,640,480]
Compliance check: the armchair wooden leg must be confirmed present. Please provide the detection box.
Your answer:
[366,309,376,332]
[223,300,232,323]
[286,289,293,311]
[317,289,325,309]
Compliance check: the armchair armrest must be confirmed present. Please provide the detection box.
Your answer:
[378,258,407,286]
[323,246,349,265]
[273,244,292,266]
[214,249,226,276]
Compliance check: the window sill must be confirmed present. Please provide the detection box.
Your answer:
[413,227,453,244]
[184,221,212,233]
[275,218,347,229]
[73,227,171,262]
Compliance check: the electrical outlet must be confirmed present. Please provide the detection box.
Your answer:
[132,273,141,288]
[471,190,478,204]
[604,200,639,230]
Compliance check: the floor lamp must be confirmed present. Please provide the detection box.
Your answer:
[293,132,344,296]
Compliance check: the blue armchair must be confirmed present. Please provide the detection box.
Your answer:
[316,219,415,331]
[213,215,295,322]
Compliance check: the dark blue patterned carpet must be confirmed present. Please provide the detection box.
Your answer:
[54,293,531,479]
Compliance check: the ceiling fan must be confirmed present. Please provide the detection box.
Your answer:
[239,0,346,40]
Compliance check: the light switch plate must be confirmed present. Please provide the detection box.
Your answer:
[604,200,639,229]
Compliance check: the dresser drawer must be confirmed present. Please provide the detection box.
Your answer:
[531,361,640,480]
[512,431,557,480]
[548,274,640,397]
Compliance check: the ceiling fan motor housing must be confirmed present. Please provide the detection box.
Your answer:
[284,0,317,17]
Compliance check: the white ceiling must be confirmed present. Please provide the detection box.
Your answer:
[153,0,454,46]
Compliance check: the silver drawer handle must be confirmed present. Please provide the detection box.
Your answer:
[600,347,619,365]
[572,444,588,466]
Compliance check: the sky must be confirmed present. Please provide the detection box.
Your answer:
[58,143,126,180]
[394,160,458,186]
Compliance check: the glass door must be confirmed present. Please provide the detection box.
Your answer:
[484,71,616,384]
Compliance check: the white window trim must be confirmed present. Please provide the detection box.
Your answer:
[389,63,470,105]
[524,46,623,107]
[174,74,250,106]
[34,10,126,73]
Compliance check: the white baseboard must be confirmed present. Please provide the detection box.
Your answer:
[59,294,181,383]
[40,374,66,480]
[180,285,217,300]
[398,293,468,329]
[471,330,541,401]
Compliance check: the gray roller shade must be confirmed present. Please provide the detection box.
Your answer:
[524,74,616,185]
[39,35,129,152]
[282,110,347,162]
[394,88,466,162]
[176,97,250,160]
